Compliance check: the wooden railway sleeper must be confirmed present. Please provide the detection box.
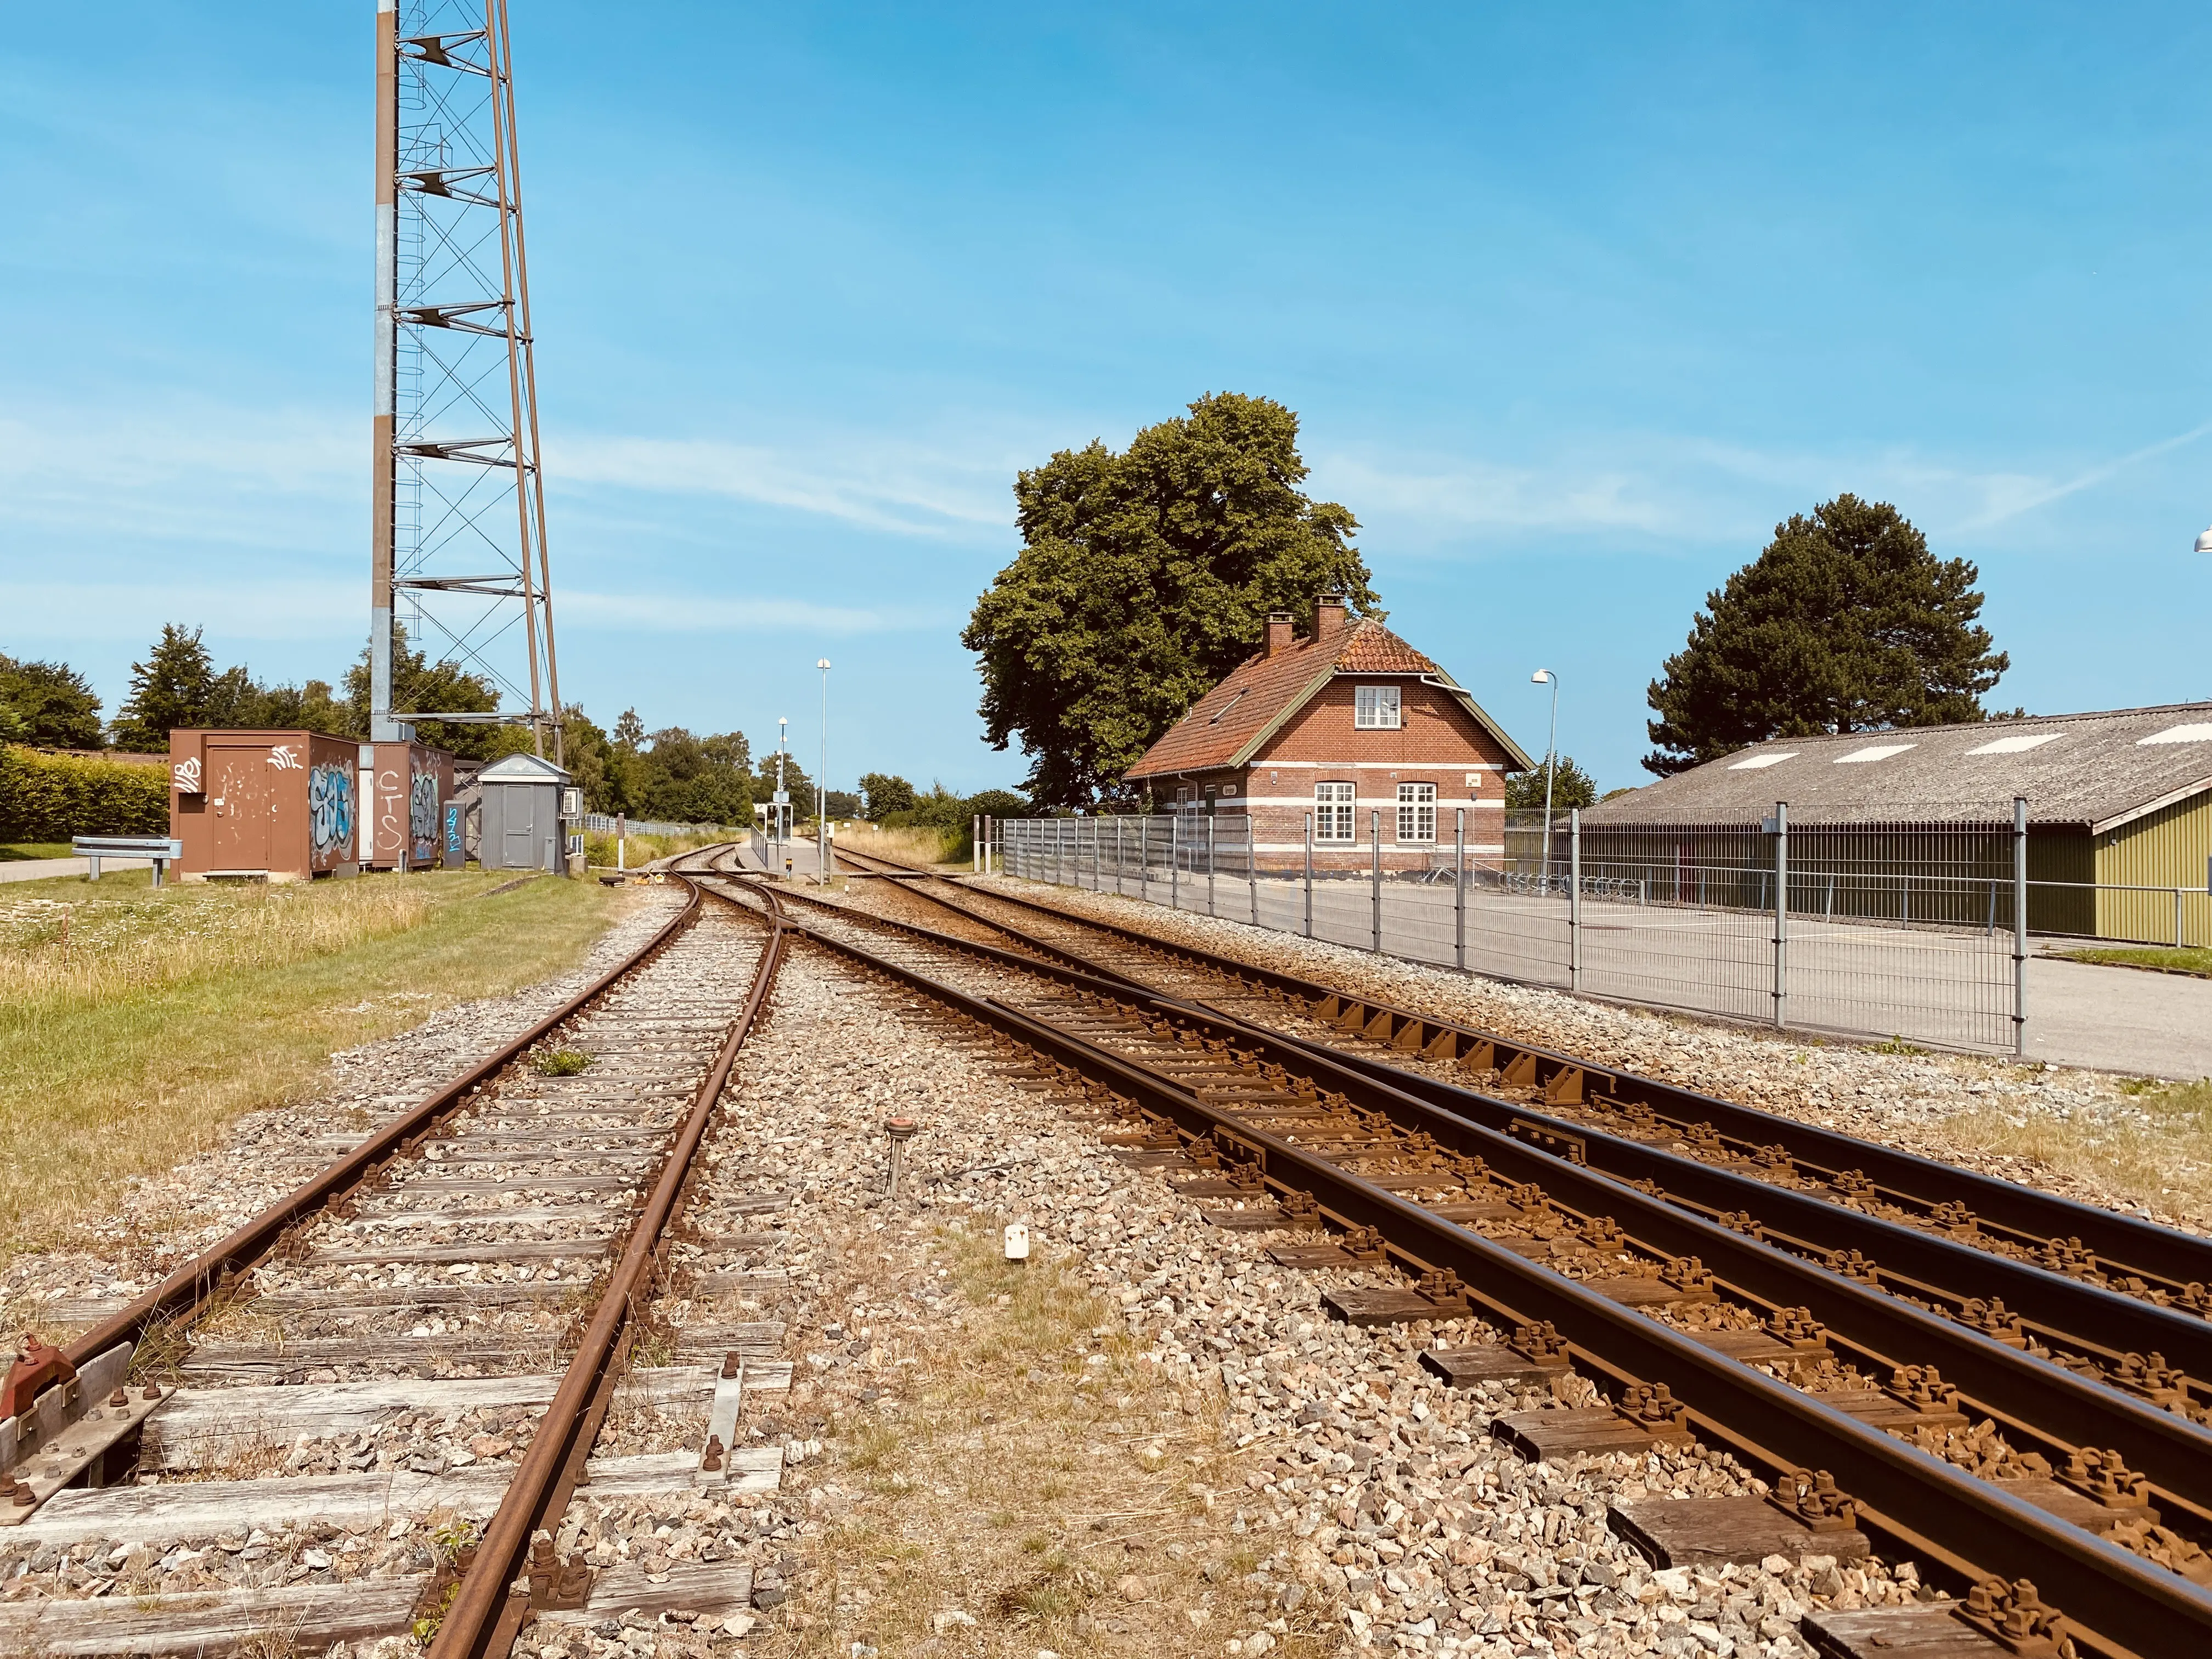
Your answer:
[818,889,2212,1654]
[938,872,2212,1301]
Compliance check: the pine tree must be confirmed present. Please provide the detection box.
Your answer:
[1644,495,2008,775]
[111,624,217,750]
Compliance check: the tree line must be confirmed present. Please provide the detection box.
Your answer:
[964,394,2010,805]
[0,624,855,825]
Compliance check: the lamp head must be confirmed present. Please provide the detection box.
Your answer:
[1531,669,1554,685]
[817,658,832,670]
[2196,526,2212,555]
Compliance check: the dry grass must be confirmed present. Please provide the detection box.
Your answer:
[2,874,438,1005]
[748,1218,1333,1659]
[1944,1076,2212,1228]
[836,822,957,868]
[584,827,733,869]
[0,868,629,1256]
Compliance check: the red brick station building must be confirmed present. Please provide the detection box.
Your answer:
[1124,595,1535,873]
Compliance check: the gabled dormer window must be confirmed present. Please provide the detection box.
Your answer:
[1355,685,1402,729]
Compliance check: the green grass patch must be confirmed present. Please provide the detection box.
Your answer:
[1,842,74,861]
[0,868,629,1260]
[2061,944,2212,978]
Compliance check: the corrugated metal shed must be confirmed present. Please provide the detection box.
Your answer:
[1588,702,2212,830]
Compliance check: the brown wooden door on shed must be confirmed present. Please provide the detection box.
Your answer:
[209,745,275,871]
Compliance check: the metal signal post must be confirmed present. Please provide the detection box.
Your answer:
[370,0,562,761]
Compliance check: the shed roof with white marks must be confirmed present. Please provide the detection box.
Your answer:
[1587,702,2212,830]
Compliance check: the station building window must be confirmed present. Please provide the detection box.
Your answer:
[1355,685,1402,729]
[1314,781,1355,842]
[1397,782,1436,843]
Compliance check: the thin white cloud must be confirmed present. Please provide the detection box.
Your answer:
[0,579,358,642]
[1320,417,2212,554]
[560,590,922,635]
[547,435,1014,538]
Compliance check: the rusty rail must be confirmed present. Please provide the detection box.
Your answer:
[839,844,2212,1300]
[428,871,788,1657]
[62,864,720,1372]
[772,876,2212,1659]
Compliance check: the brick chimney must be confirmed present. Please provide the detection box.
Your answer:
[1265,612,1295,657]
[1313,593,1347,640]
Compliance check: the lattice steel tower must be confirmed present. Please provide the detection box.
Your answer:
[370,0,562,761]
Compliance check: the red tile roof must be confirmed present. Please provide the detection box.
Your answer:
[1125,618,1531,780]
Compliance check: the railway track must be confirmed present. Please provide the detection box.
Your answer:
[9,833,2209,1655]
[753,840,2212,1658]
[0,852,795,1657]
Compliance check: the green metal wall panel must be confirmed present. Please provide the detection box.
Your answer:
[2026,828,2095,937]
[2094,791,2212,946]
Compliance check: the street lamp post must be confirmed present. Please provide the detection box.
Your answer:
[1531,669,1560,890]
[776,716,788,871]
[817,658,832,887]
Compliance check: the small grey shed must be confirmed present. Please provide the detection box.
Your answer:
[475,752,574,872]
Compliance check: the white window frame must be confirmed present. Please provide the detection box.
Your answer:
[1397,782,1436,844]
[1354,684,1402,729]
[1314,781,1355,843]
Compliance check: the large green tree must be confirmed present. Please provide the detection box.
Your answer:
[859,771,917,817]
[963,392,1378,808]
[1644,495,2008,776]
[111,624,218,750]
[342,628,507,760]
[0,653,103,748]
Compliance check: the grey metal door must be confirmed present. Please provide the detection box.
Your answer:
[503,786,537,869]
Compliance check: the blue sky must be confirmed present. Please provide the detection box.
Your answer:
[6,4,2212,794]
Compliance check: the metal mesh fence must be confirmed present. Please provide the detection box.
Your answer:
[1001,806,2032,1055]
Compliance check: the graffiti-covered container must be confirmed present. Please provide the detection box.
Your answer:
[363,741,454,870]
[170,730,361,882]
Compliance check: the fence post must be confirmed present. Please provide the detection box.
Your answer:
[1454,807,1466,972]
[1304,812,1314,939]
[1772,801,1788,1030]
[1370,810,1383,952]
[1115,818,1124,895]
[1249,820,1259,926]
[1170,816,1180,911]
[1139,819,1149,901]
[972,815,979,874]
[2177,887,2186,949]
[2013,796,2029,1060]
[1206,813,1217,917]
[1092,820,1101,893]
[1568,808,1582,992]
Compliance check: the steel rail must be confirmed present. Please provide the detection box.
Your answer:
[61,862,723,1372]
[894,854,2212,1290]
[817,859,2212,1390]
[766,878,2212,1659]
[836,845,2212,1304]
[764,879,2212,1527]
[430,867,788,1658]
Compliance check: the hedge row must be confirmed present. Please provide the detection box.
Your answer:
[0,747,170,841]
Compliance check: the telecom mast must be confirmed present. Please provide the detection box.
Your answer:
[370,0,562,761]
